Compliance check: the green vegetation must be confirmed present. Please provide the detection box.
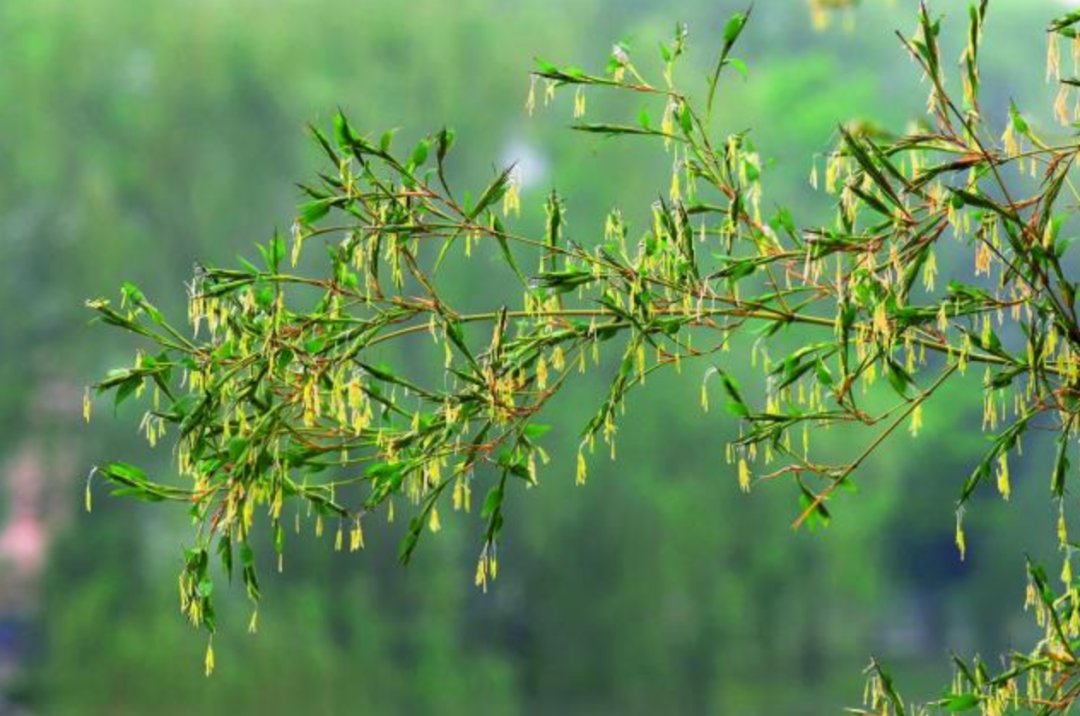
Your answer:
[79,1,1080,713]
[0,1,1071,714]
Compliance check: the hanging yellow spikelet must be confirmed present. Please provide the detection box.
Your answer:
[204,640,215,677]
[996,452,1011,500]
[738,457,752,493]
[1049,31,1062,81]
[955,511,967,561]
[573,86,587,118]
[576,448,588,486]
[350,519,364,552]
[525,76,537,116]
[909,404,923,437]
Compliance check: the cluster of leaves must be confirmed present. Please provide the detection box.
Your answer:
[86,0,1080,710]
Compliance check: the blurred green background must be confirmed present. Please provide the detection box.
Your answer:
[0,0,1073,713]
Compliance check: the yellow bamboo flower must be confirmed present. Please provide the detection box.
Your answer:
[738,457,751,493]
[573,87,586,118]
[909,404,923,437]
[955,512,967,561]
[997,452,1011,500]
[1049,31,1062,81]
[205,641,215,677]
[525,76,537,116]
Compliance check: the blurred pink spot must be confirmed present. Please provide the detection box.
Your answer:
[0,448,48,579]
[0,515,46,576]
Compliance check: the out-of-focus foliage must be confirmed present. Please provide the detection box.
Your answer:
[1,0,1074,715]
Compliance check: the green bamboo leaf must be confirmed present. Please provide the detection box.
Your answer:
[707,7,752,118]
[1050,9,1080,33]
[572,123,677,140]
